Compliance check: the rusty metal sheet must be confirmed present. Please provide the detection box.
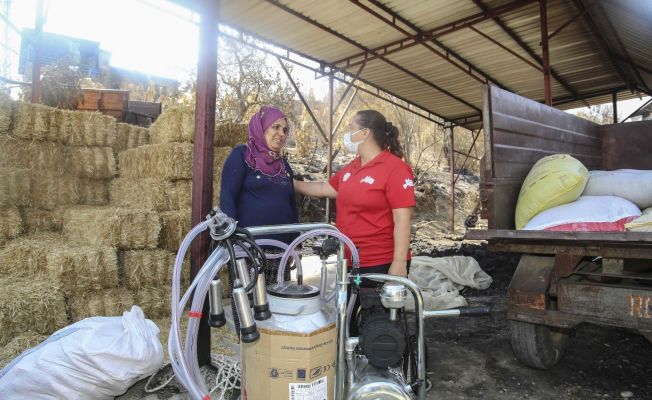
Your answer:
[508,255,555,311]
[557,281,652,330]
[602,119,652,170]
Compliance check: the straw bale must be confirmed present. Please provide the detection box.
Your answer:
[0,331,48,369]
[0,94,14,134]
[12,102,53,141]
[69,288,136,321]
[0,234,62,275]
[135,286,171,319]
[70,146,117,179]
[122,249,175,289]
[215,122,248,147]
[149,105,195,144]
[0,275,68,346]
[30,172,80,210]
[118,142,193,180]
[0,136,70,175]
[159,210,191,251]
[0,167,31,207]
[66,111,117,147]
[63,206,161,249]
[114,123,150,153]
[46,244,118,294]
[24,209,63,233]
[0,207,23,245]
[110,178,191,211]
[79,178,109,205]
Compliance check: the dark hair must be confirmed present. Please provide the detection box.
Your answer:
[355,110,404,159]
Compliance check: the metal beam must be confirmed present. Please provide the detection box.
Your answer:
[548,0,596,40]
[540,0,552,105]
[469,26,542,72]
[333,88,358,136]
[353,0,513,91]
[621,97,652,123]
[332,0,537,69]
[594,0,650,93]
[571,0,634,92]
[263,0,480,113]
[471,0,582,101]
[30,0,43,104]
[454,129,482,184]
[326,74,334,221]
[449,124,456,233]
[612,92,618,123]
[218,22,449,127]
[277,57,328,142]
[334,62,365,113]
[191,0,219,367]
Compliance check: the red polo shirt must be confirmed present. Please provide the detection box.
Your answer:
[329,150,415,267]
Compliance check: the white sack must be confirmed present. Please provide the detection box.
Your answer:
[524,195,641,231]
[583,169,652,209]
[0,306,163,400]
[406,256,492,311]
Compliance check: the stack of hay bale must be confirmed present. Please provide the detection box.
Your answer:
[0,98,247,364]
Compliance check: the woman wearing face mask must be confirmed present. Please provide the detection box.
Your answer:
[294,110,415,277]
[220,106,299,271]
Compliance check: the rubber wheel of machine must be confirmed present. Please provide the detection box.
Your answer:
[509,320,570,370]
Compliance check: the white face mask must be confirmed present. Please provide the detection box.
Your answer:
[343,128,365,154]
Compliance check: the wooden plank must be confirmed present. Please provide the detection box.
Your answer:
[466,228,652,243]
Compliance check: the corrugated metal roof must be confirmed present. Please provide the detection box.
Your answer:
[172,0,651,128]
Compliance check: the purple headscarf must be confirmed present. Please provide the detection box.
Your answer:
[245,106,287,176]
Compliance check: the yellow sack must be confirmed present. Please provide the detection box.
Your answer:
[625,207,652,232]
[515,154,588,229]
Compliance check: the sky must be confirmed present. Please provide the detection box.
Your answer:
[2,0,649,119]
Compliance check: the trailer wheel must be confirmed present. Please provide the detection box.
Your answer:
[509,320,570,370]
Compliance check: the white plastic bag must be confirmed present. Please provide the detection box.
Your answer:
[0,306,163,400]
[583,169,652,209]
[523,196,641,231]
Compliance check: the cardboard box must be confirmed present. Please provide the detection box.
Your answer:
[242,323,336,400]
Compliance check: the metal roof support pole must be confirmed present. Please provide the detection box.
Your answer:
[333,88,358,136]
[30,0,43,103]
[621,97,652,123]
[449,124,456,234]
[454,128,482,185]
[540,0,552,106]
[612,92,618,123]
[190,0,219,367]
[277,57,328,142]
[326,73,334,222]
[334,62,365,113]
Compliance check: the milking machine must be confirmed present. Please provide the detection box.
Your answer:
[170,208,492,400]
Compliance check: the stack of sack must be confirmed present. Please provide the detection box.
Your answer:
[515,154,652,232]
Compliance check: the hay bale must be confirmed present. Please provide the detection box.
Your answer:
[0,207,23,245]
[110,178,191,211]
[0,94,14,134]
[69,288,136,321]
[70,146,117,179]
[12,102,53,142]
[0,275,68,346]
[79,178,109,205]
[122,249,174,289]
[118,142,193,180]
[0,136,70,175]
[149,105,195,144]
[135,286,171,319]
[114,123,150,153]
[215,122,248,147]
[159,210,191,251]
[30,172,80,210]
[46,244,118,293]
[66,111,117,147]
[63,206,161,249]
[0,234,62,275]
[24,209,63,233]
[0,331,48,369]
[0,167,31,207]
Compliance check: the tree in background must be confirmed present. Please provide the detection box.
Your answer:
[575,104,614,125]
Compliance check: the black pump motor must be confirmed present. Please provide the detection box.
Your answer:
[357,287,408,369]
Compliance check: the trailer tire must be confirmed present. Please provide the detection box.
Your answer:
[509,320,569,370]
